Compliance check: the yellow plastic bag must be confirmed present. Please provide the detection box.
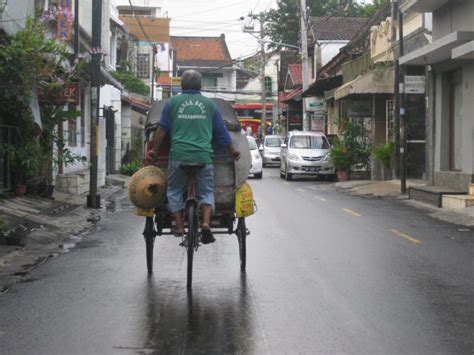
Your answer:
[235,182,256,218]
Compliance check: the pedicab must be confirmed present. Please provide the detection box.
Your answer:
[129,98,255,289]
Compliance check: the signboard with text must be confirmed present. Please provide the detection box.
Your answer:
[57,0,73,41]
[404,75,425,94]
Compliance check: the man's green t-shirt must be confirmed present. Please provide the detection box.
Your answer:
[167,92,216,164]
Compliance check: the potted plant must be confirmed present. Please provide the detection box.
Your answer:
[373,141,395,180]
[329,142,352,181]
[1,142,42,196]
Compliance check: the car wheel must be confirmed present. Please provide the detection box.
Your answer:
[285,164,293,181]
[254,171,263,179]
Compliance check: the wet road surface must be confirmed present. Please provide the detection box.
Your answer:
[0,168,473,354]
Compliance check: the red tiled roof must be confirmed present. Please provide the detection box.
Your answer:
[288,64,303,86]
[171,35,232,67]
[280,88,303,103]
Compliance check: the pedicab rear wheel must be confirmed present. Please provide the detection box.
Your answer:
[237,217,246,272]
[143,217,156,274]
[186,203,198,289]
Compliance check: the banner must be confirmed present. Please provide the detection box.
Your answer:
[57,0,73,41]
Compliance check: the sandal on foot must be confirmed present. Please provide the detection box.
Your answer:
[200,228,215,244]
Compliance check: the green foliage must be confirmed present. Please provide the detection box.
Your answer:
[265,0,387,49]
[0,18,86,187]
[0,141,43,184]
[373,141,395,169]
[120,161,143,176]
[329,121,372,171]
[111,62,150,96]
[328,142,352,171]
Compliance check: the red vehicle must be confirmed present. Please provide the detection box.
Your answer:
[232,103,273,136]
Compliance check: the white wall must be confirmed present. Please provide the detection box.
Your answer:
[319,41,349,67]
[0,0,35,34]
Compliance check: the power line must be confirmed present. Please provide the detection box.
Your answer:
[127,0,154,47]
[172,1,248,19]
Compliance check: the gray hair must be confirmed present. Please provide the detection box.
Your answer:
[181,70,202,91]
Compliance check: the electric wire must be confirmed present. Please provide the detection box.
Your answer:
[171,1,248,19]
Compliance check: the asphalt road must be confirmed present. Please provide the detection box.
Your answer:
[0,168,473,354]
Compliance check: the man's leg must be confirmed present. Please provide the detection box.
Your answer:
[201,204,212,229]
[196,164,215,244]
[167,160,187,236]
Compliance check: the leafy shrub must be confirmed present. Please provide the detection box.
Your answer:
[111,69,150,96]
[329,142,352,171]
[329,122,372,172]
[373,141,395,169]
[120,161,143,176]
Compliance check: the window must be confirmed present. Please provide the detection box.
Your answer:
[68,108,77,147]
[290,135,329,149]
[449,70,463,171]
[202,73,222,88]
[265,76,272,97]
[137,54,150,79]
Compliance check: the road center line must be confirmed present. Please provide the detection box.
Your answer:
[297,188,305,192]
[315,196,327,202]
[390,229,422,244]
[284,182,289,185]
[342,208,361,217]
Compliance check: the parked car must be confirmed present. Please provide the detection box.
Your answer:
[247,136,263,179]
[280,131,335,181]
[260,135,284,167]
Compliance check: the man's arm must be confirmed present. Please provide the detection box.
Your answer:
[146,103,171,163]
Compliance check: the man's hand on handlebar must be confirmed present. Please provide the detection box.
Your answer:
[228,145,241,161]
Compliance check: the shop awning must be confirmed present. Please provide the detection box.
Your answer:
[302,75,342,97]
[399,31,474,65]
[334,68,394,100]
[452,40,474,60]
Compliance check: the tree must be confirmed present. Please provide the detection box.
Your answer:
[265,0,387,48]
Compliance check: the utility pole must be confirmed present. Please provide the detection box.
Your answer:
[391,0,400,182]
[398,9,407,194]
[258,12,267,140]
[300,0,309,131]
[87,0,102,208]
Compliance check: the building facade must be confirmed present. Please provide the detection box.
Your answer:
[400,0,474,191]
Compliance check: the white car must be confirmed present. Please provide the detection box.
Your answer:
[280,131,335,181]
[261,135,284,167]
[247,136,263,179]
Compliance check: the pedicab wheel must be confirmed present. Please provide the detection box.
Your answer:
[237,217,246,272]
[143,217,156,274]
[186,204,197,289]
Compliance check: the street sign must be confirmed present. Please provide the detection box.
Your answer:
[404,75,425,94]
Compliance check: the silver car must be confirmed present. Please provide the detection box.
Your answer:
[260,135,284,167]
[280,131,335,181]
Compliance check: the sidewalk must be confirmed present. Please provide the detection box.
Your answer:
[335,179,474,227]
[0,174,131,292]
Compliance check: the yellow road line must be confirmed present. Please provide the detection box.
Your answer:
[342,208,361,217]
[315,196,327,202]
[390,229,422,244]
[297,188,305,192]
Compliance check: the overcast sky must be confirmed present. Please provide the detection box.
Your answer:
[162,0,278,60]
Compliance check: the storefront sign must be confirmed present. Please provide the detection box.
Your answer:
[305,96,325,113]
[57,0,73,41]
[289,114,302,131]
[404,75,425,94]
[348,99,371,117]
[62,83,79,105]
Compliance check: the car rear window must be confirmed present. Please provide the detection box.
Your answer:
[289,135,329,149]
[265,137,283,147]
